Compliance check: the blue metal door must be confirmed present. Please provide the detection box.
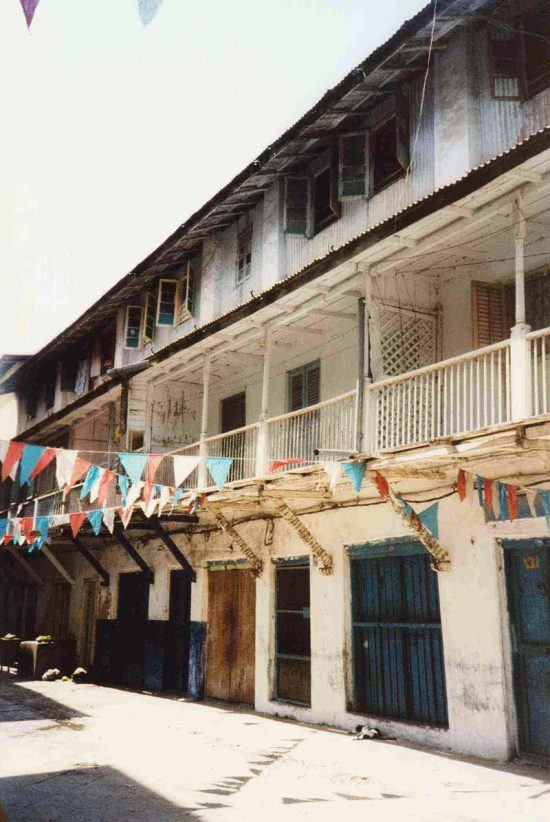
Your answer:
[349,540,448,727]
[503,539,550,757]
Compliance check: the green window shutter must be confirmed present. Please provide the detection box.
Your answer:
[285,176,310,237]
[340,133,367,198]
[143,286,157,341]
[125,305,143,348]
[287,360,321,412]
[157,280,178,326]
[179,262,195,322]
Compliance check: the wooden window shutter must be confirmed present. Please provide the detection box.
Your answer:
[305,362,320,407]
[125,305,144,348]
[288,370,305,412]
[339,133,368,198]
[143,286,157,341]
[472,281,509,348]
[179,262,195,322]
[395,90,410,172]
[284,176,310,237]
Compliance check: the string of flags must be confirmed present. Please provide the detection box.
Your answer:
[18,0,164,29]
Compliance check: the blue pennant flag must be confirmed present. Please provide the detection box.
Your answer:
[206,457,233,489]
[119,452,148,486]
[476,475,484,509]
[498,483,509,521]
[81,464,100,500]
[118,474,130,506]
[153,483,162,497]
[87,509,104,536]
[29,515,52,551]
[19,444,45,486]
[138,0,163,25]
[342,460,366,494]
[539,490,550,528]
[418,502,439,539]
[169,487,185,514]
[0,519,8,540]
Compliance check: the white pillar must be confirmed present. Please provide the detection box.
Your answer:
[198,354,211,489]
[361,271,375,453]
[510,194,531,421]
[255,326,272,476]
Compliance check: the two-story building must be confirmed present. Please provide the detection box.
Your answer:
[2,0,550,762]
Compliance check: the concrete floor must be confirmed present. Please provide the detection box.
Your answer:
[0,675,549,821]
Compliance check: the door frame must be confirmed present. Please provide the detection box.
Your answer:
[273,556,311,707]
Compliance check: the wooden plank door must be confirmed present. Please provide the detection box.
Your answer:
[206,568,256,704]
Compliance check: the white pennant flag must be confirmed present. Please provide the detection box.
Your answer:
[172,455,201,488]
[125,481,145,511]
[157,485,172,516]
[103,508,116,534]
[139,496,158,519]
[89,467,105,504]
[526,491,538,518]
[0,440,9,465]
[321,461,342,492]
[55,449,78,489]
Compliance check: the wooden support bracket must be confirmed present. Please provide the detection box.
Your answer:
[210,510,263,577]
[6,546,44,586]
[276,500,333,575]
[41,545,75,586]
[69,535,110,587]
[148,517,196,582]
[113,527,154,584]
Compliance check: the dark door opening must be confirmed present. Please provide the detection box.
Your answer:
[116,572,150,689]
[275,562,311,706]
[164,570,192,694]
[503,539,550,757]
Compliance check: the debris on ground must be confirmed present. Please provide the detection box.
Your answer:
[41,668,61,681]
[353,725,382,740]
[71,668,87,683]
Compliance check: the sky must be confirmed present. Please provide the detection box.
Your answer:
[0,0,427,357]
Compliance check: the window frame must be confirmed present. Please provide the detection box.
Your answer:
[286,359,321,413]
[156,278,180,328]
[370,110,407,195]
[178,263,195,324]
[124,304,145,350]
[142,287,157,343]
[236,228,253,286]
[284,175,311,238]
[487,9,550,102]
[339,131,369,199]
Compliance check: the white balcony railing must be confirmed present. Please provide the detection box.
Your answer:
[204,424,259,483]
[528,327,550,417]
[367,340,512,452]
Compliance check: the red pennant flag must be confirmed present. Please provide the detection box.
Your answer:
[457,469,466,502]
[19,1,41,28]
[484,478,494,515]
[374,471,389,499]
[142,481,154,507]
[269,458,304,473]
[70,512,88,539]
[1,441,25,482]
[29,447,56,481]
[20,517,35,544]
[97,470,115,507]
[146,454,164,486]
[118,506,133,529]
[3,534,13,545]
[507,485,518,521]
[64,458,91,497]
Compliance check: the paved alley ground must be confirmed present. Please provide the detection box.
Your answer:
[0,674,549,821]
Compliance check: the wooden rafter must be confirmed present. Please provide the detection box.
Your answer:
[114,528,154,583]
[69,536,110,586]
[148,517,196,581]
[210,510,263,577]
[276,500,333,575]
[41,545,75,586]
[6,547,43,587]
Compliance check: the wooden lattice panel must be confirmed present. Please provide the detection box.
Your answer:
[379,308,437,377]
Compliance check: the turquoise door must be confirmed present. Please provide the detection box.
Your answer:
[503,539,550,757]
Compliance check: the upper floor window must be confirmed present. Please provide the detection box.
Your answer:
[237,229,252,285]
[284,152,340,238]
[44,368,56,410]
[157,279,179,326]
[143,286,157,342]
[313,161,340,233]
[125,305,144,349]
[488,6,550,100]
[370,103,409,193]
[287,360,320,412]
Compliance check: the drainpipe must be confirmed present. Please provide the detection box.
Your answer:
[198,354,211,490]
[106,361,151,447]
[510,193,531,422]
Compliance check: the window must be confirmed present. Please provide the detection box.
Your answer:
[488,6,550,100]
[349,541,448,727]
[370,103,409,193]
[178,264,195,323]
[284,157,340,238]
[156,279,179,326]
[124,305,144,349]
[284,176,310,237]
[312,162,340,233]
[26,385,39,419]
[339,132,368,198]
[143,287,157,342]
[129,429,145,451]
[44,368,56,410]
[237,229,252,284]
[221,392,246,433]
[287,360,320,412]
[472,281,510,348]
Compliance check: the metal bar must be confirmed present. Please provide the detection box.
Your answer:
[6,546,44,586]
[148,517,196,581]
[41,545,75,586]
[69,536,110,586]
[113,528,154,583]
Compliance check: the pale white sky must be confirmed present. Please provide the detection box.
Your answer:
[0,0,426,356]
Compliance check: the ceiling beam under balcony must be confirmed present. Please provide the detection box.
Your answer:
[69,536,110,586]
[41,545,75,586]
[6,546,44,587]
[114,528,154,584]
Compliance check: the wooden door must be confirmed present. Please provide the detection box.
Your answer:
[206,568,255,704]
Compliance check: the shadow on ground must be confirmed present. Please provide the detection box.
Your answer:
[0,676,85,723]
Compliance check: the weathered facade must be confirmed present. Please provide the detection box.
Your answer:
[2,0,550,763]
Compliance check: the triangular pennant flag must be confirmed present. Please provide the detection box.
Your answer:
[321,461,341,492]
[126,481,144,510]
[507,484,518,522]
[457,469,466,502]
[1,441,24,482]
[527,490,538,518]
[19,444,45,486]
[0,519,9,540]
[206,457,233,489]
[140,496,158,519]
[70,512,87,539]
[118,474,130,507]
[119,452,148,486]
[3,534,13,546]
[118,506,134,529]
[29,447,56,481]
[97,470,115,507]
[0,440,9,466]
[103,508,116,535]
[539,489,550,528]
[269,458,305,473]
[32,515,52,550]
[484,478,494,516]
[56,449,78,488]
[66,458,91,497]
[89,467,105,504]
[137,0,163,25]
[342,460,366,494]
[146,454,164,487]
[157,485,172,516]
[498,482,509,521]
[80,464,101,500]
[418,502,439,539]
[87,509,104,536]
[172,455,201,487]
[374,470,389,498]
[19,0,40,28]
[142,481,154,507]
[20,517,35,544]
[476,475,484,509]
[169,487,185,514]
